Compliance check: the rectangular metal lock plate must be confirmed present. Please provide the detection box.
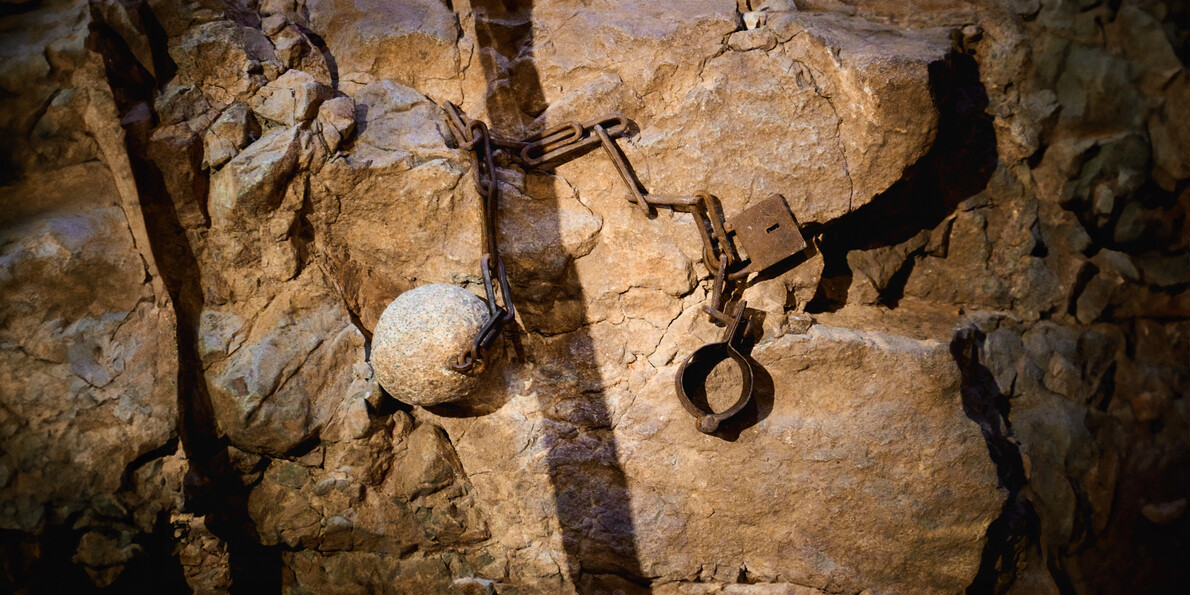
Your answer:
[727,194,807,273]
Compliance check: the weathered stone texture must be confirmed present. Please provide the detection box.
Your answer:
[371,283,494,406]
[1,0,1187,592]
[424,321,1000,593]
[0,2,182,588]
[0,163,178,531]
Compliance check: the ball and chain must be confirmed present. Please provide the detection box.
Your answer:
[373,102,808,433]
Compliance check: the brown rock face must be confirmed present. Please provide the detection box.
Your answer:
[202,268,366,456]
[2,0,1188,593]
[0,162,178,531]
[306,0,462,99]
[0,2,182,587]
[427,322,1000,593]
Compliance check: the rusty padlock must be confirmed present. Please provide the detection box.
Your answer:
[725,194,807,279]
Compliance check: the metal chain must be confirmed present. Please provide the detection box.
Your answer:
[441,102,794,368]
[444,105,515,374]
[441,102,809,433]
[587,123,750,324]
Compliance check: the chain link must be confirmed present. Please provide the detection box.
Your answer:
[442,101,797,372]
[444,104,515,374]
[441,102,809,433]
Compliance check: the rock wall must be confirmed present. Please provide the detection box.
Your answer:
[0,0,1186,593]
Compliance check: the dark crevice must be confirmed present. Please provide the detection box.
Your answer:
[970,495,1044,595]
[807,51,997,313]
[86,14,155,109]
[103,510,192,594]
[1067,262,1100,317]
[283,436,323,461]
[0,0,40,18]
[135,1,177,90]
[374,385,415,416]
[0,513,190,594]
[952,327,1040,594]
[0,12,201,595]
[128,122,283,595]
[89,5,284,592]
[291,175,315,280]
[576,570,654,594]
[296,25,339,92]
[878,253,919,307]
[1091,361,1116,412]
[119,436,181,493]
[1029,219,1049,257]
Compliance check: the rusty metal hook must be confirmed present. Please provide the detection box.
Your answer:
[674,301,755,434]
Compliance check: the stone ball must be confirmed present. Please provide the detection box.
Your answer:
[371,284,492,406]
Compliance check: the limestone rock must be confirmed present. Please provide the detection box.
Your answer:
[306,0,461,99]
[249,69,332,127]
[530,4,949,226]
[0,162,178,533]
[1149,74,1190,181]
[316,96,357,153]
[73,530,142,587]
[4,0,1190,592]
[309,80,473,328]
[203,102,260,169]
[262,14,287,37]
[630,325,1003,591]
[168,20,282,107]
[371,284,493,406]
[284,550,460,593]
[203,268,367,456]
[1142,499,1188,525]
[209,125,302,229]
[426,319,1003,593]
[246,413,489,559]
[173,514,233,594]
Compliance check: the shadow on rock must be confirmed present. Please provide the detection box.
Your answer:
[808,51,998,312]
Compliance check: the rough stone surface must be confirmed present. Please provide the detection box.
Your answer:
[249,69,331,126]
[306,0,461,99]
[208,125,302,229]
[0,162,178,532]
[168,20,282,107]
[2,0,1188,593]
[203,102,260,169]
[372,284,493,406]
[201,268,367,456]
[425,320,1000,593]
[0,3,183,589]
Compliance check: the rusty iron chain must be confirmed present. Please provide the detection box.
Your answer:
[441,102,807,433]
[444,104,515,375]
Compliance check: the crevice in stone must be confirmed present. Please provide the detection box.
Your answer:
[800,62,855,213]
[89,5,286,592]
[295,24,339,92]
[134,0,176,89]
[807,50,997,313]
[878,252,919,308]
[1,512,191,594]
[291,174,316,281]
[951,327,1039,594]
[129,128,284,594]
[1067,261,1099,318]
[0,0,40,18]
[118,436,181,493]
